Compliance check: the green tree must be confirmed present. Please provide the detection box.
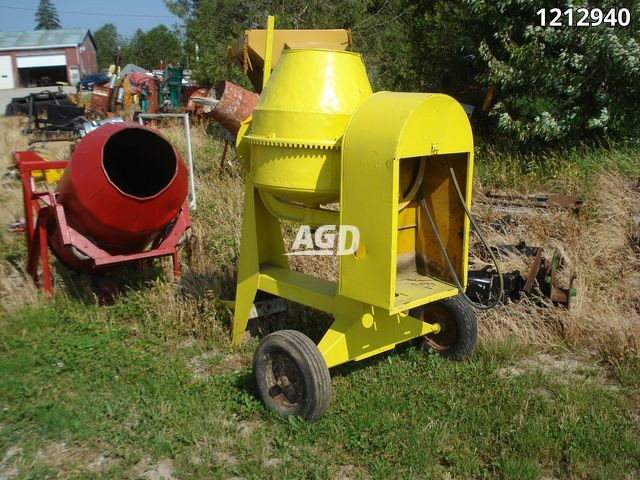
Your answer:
[474,0,640,145]
[124,25,184,70]
[93,23,125,70]
[177,0,402,88]
[35,0,61,30]
[402,0,640,146]
[176,0,640,147]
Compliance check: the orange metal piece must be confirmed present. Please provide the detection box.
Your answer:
[207,81,259,135]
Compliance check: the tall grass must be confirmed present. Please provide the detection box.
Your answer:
[476,142,640,193]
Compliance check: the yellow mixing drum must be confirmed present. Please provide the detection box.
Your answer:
[233,47,479,421]
[241,48,372,222]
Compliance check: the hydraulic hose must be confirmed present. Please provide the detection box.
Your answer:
[418,159,503,310]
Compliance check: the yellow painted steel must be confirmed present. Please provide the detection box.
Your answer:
[30,147,63,184]
[340,92,474,314]
[261,15,275,89]
[232,47,474,369]
[244,48,372,207]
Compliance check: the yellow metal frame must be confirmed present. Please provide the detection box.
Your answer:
[232,51,474,370]
[231,182,443,368]
[261,15,275,89]
[229,25,352,92]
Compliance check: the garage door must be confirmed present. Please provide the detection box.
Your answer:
[0,55,14,89]
[17,54,67,69]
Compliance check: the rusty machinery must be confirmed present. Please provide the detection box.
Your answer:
[15,122,191,294]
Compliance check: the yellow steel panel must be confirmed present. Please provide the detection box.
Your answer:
[317,299,441,368]
[397,203,417,254]
[261,15,275,89]
[340,92,473,311]
[396,95,473,158]
[241,49,372,207]
[250,49,372,142]
[228,24,351,92]
[258,266,336,313]
[244,28,350,66]
[393,273,458,313]
[418,154,470,284]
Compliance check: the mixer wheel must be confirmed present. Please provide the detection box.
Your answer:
[410,295,477,360]
[252,330,331,421]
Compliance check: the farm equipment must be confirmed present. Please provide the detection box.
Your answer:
[15,122,191,294]
[230,24,352,92]
[232,46,480,420]
[159,67,184,111]
[7,87,73,117]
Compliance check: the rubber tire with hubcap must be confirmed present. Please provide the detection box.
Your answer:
[252,329,331,421]
[410,295,477,360]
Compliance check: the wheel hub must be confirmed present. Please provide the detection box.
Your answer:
[424,310,457,352]
[265,352,304,407]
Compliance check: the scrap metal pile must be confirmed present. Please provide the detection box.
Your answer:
[466,192,581,309]
[7,61,199,144]
[72,63,195,117]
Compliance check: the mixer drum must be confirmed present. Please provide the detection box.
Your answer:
[242,49,373,206]
[51,122,189,271]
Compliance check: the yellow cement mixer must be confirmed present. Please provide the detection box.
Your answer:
[233,46,480,421]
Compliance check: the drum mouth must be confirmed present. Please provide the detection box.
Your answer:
[103,127,177,199]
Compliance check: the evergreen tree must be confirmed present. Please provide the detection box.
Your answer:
[35,0,61,30]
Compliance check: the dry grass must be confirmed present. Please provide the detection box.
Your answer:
[0,116,44,310]
[475,174,640,358]
[0,116,639,359]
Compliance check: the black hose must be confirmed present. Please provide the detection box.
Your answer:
[418,159,503,310]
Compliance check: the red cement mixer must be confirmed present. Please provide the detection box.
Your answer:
[14,122,191,293]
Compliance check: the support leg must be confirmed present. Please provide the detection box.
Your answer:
[38,222,51,295]
[232,183,287,346]
[232,273,259,346]
[172,251,180,278]
[219,141,229,175]
[26,224,41,284]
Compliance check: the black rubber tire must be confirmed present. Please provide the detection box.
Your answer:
[410,295,477,360]
[252,330,331,421]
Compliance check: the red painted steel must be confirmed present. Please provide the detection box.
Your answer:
[57,121,188,253]
[15,122,191,290]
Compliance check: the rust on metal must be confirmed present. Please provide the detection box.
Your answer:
[523,248,543,294]
[207,81,259,135]
[476,190,583,214]
[90,85,113,114]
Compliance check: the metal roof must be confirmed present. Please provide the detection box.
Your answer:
[0,29,94,51]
